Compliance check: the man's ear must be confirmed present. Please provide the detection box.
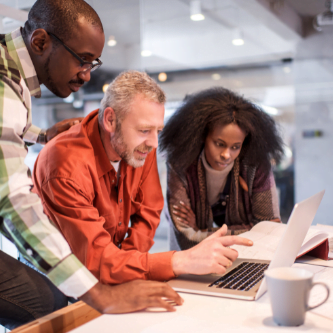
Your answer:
[103,107,117,133]
[29,29,52,56]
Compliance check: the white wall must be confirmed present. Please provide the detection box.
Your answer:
[294,59,333,225]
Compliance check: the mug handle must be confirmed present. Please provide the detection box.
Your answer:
[307,282,330,311]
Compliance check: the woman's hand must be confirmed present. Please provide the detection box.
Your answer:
[173,201,198,230]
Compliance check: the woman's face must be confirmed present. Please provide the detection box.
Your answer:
[204,123,246,171]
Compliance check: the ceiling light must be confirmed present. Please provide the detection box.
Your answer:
[259,104,279,116]
[141,50,152,57]
[102,84,109,93]
[73,100,83,109]
[191,13,205,21]
[158,72,167,82]
[190,0,205,21]
[313,0,333,32]
[63,94,74,103]
[283,66,291,74]
[211,73,221,80]
[107,36,117,47]
[232,29,244,46]
[232,38,244,46]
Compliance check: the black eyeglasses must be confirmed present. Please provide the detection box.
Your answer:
[48,32,102,72]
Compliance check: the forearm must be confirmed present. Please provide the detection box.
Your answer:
[167,166,208,243]
[0,157,97,297]
[99,246,176,284]
[0,80,98,298]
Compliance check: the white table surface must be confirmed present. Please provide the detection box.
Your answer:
[70,264,333,333]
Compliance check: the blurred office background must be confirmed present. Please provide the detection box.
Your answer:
[0,0,333,281]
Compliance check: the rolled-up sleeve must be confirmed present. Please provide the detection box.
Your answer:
[39,172,175,285]
[0,80,97,298]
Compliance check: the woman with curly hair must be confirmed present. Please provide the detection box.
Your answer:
[159,87,284,251]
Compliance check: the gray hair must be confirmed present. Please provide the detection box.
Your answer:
[99,70,166,124]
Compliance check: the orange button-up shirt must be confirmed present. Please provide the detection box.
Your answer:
[33,110,175,285]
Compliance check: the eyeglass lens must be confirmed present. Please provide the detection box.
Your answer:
[81,61,101,72]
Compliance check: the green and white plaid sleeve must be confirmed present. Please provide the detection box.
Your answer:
[0,56,98,298]
[24,124,41,144]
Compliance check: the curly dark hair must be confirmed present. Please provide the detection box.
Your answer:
[159,87,284,177]
[22,0,103,44]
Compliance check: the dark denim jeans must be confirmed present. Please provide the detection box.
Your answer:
[0,250,69,330]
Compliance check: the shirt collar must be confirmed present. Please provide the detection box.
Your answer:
[5,28,41,98]
[85,110,113,178]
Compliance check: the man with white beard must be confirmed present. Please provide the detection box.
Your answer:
[33,70,253,285]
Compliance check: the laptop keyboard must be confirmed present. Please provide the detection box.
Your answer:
[208,262,269,291]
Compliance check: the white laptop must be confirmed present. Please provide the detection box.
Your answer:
[167,190,325,301]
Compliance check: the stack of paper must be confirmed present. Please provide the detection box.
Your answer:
[231,221,331,261]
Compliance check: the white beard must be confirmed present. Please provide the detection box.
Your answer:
[110,129,146,168]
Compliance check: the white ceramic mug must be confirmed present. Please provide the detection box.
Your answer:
[265,267,330,326]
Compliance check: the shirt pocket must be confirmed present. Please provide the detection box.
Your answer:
[130,186,144,215]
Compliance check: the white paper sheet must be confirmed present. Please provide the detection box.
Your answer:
[231,222,329,261]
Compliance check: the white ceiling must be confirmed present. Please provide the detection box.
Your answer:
[0,0,329,73]
[92,0,300,72]
[1,0,332,118]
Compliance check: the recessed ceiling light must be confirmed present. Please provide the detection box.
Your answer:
[107,36,117,47]
[158,72,167,82]
[232,38,244,46]
[283,66,291,73]
[211,73,221,80]
[191,14,205,21]
[141,50,152,57]
[190,0,205,21]
[102,84,109,93]
[232,29,244,46]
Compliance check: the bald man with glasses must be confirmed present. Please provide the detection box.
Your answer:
[0,0,182,330]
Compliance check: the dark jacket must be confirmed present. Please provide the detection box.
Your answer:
[166,155,280,250]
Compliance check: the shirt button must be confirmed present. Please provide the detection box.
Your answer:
[119,199,122,203]
[112,180,115,184]
[118,221,122,226]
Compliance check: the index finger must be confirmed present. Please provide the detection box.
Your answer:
[219,235,253,247]
[179,201,192,212]
[151,284,184,306]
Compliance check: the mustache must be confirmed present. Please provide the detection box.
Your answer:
[136,146,153,154]
[69,79,85,85]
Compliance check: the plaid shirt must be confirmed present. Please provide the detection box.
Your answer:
[0,28,97,298]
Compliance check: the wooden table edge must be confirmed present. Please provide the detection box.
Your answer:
[11,301,101,333]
